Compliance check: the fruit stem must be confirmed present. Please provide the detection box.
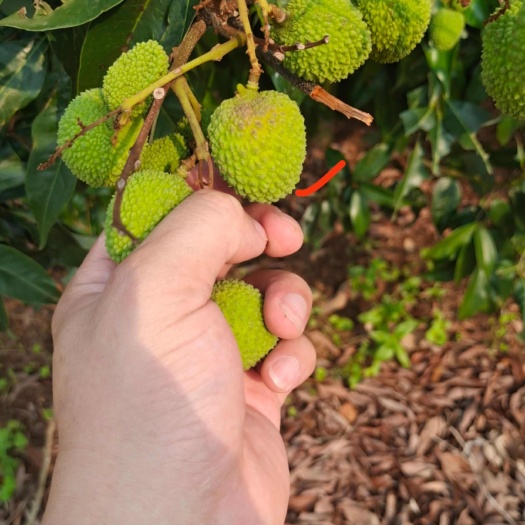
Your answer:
[267,3,287,24]
[172,78,213,188]
[120,34,246,112]
[256,47,373,125]
[237,0,262,89]
[255,0,271,51]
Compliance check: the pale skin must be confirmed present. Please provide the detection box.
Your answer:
[42,190,316,525]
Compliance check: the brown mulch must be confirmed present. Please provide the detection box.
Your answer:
[283,339,525,525]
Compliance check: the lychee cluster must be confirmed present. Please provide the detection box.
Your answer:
[269,0,432,82]
[481,0,525,120]
[57,40,172,188]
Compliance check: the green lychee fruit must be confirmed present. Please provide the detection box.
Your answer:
[57,88,142,187]
[356,0,432,63]
[102,40,169,117]
[481,0,525,120]
[211,279,278,369]
[175,107,213,144]
[208,87,306,203]
[105,170,192,262]
[429,8,465,51]
[270,0,371,83]
[139,134,189,173]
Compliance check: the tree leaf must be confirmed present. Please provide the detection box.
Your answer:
[431,177,461,230]
[0,0,126,30]
[454,240,476,283]
[353,143,391,183]
[473,226,498,274]
[443,99,493,174]
[26,91,77,249]
[422,222,477,261]
[392,141,429,216]
[77,0,198,92]
[0,244,60,304]
[0,36,47,127]
[0,157,25,193]
[459,268,491,319]
[349,190,370,239]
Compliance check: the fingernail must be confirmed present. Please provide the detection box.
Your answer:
[254,220,268,242]
[280,293,307,331]
[269,355,300,391]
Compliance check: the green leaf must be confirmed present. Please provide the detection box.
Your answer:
[349,190,370,239]
[454,240,476,282]
[497,115,521,146]
[474,227,497,274]
[393,319,419,339]
[423,222,477,261]
[0,157,25,193]
[77,0,198,92]
[353,143,391,183]
[360,183,394,208]
[0,244,60,303]
[443,99,493,174]
[459,268,490,319]
[400,106,435,136]
[0,36,47,127]
[26,90,76,249]
[0,0,126,30]
[394,343,411,368]
[431,177,461,229]
[0,295,8,331]
[392,141,429,216]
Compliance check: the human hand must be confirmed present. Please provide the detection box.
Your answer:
[43,190,315,525]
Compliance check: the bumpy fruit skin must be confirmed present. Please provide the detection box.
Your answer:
[481,0,525,120]
[102,40,169,117]
[430,9,465,51]
[211,279,278,369]
[105,170,192,262]
[208,87,306,203]
[176,107,213,143]
[139,134,189,173]
[57,88,142,187]
[270,0,371,83]
[356,0,432,63]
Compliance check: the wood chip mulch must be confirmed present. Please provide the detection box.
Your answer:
[283,339,525,525]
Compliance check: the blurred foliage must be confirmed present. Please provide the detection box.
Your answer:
[301,0,525,331]
[0,0,523,336]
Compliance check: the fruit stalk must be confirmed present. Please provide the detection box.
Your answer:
[236,0,262,89]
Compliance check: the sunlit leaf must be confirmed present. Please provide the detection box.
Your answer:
[0,36,46,126]
[0,0,125,30]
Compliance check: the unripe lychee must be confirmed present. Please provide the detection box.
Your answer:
[270,0,371,83]
[429,8,465,51]
[57,88,142,187]
[105,170,192,262]
[102,40,169,117]
[139,134,189,173]
[211,279,278,369]
[481,0,525,120]
[356,0,432,63]
[208,87,306,203]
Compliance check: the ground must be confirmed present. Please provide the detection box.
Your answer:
[1,123,525,524]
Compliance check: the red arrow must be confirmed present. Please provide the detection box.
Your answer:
[295,160,347,197]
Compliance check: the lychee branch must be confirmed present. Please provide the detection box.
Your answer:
[257,48,373,125]
[237,0,263,88]
[37,110,120,170]
[120,34,246,113]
